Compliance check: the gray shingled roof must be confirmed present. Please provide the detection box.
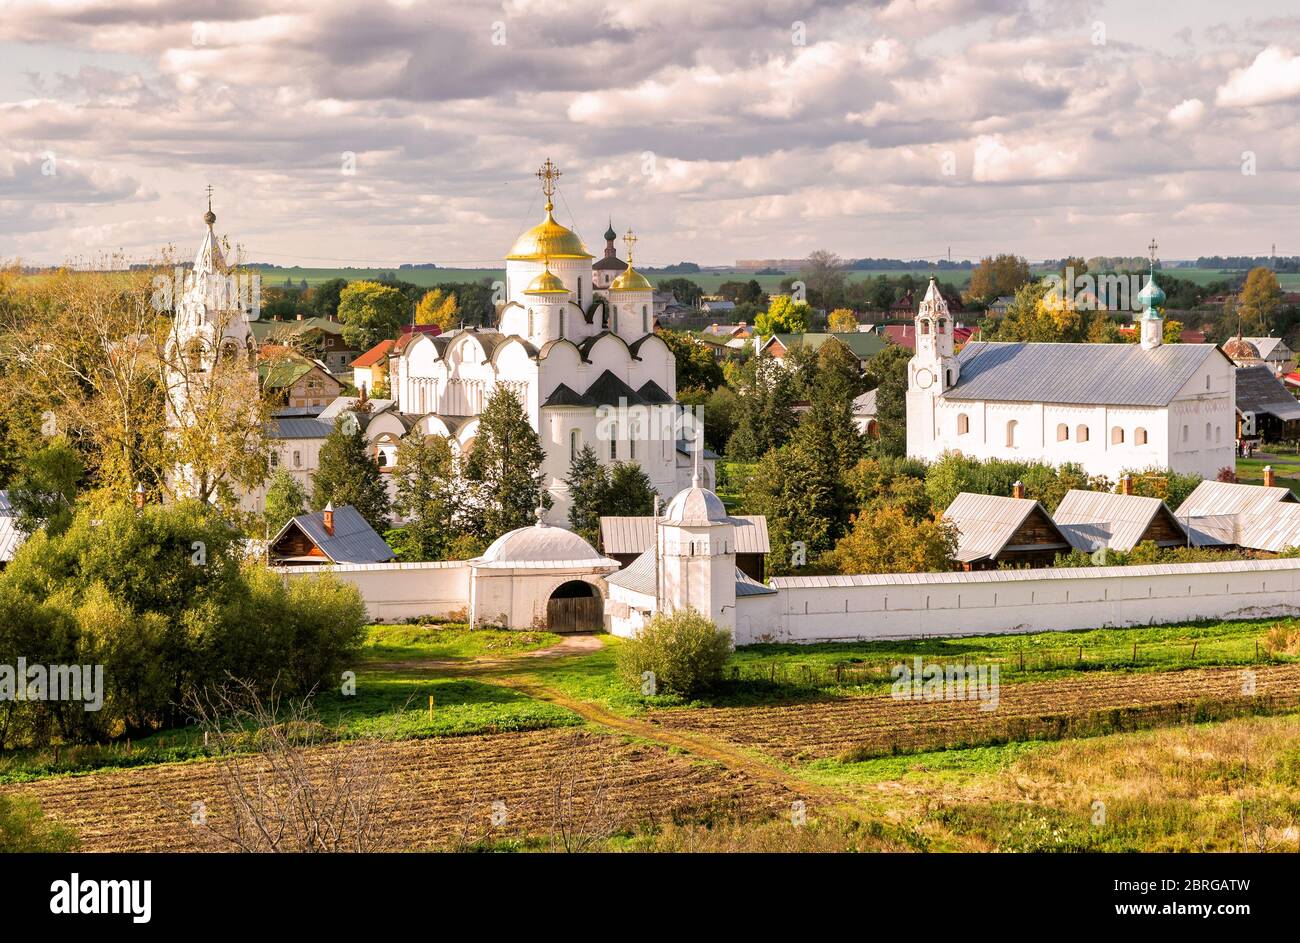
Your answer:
[946,342,1221,406]
[600,514,769,554]
[1053,489,1186,552]
[943,492,1069,563]
[1235,364,1300,421]
[270,505,395,564]
[270,417,334,439]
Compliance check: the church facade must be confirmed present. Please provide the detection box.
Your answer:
[387,159,709,524]
[906,276,1236,481]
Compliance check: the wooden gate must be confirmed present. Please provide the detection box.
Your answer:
[546,595,603,633]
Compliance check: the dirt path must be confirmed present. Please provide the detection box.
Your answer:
[496,676,856,807]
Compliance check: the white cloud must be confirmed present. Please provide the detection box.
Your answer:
[1216,46,1300,107]
[1167,97,1206,127]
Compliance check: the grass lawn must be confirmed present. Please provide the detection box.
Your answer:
[360,623,560,662]
[1236,455,1300,497]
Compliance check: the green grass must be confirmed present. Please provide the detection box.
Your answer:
[803,740,1048,790]
[1237,455,1300,497]
[360,623,560,662]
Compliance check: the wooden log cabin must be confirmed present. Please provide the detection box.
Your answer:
[943,487,1072,570]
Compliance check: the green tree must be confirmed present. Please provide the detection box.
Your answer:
[967,253,1031,302]
[742,439,842,575]
[465,387,549,537]
[659,330,725,392]
[863,344,910,457]
[263,470,308,535]
[1238,267,1282,335]
[565,444,606,545]
[8,436,83,537]
[605,462,656,517]
[311,415,391,532]
[308,278,348,319]
[391,434,460,560]
[726,356,799,461]
[755,295,811,337]
[415,288,459,330]
[337,280,406,352]
[658,277,704,308]
[826,505,956,574]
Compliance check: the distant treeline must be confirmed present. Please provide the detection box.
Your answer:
[1195,256,1300,273]
[847,258,974,270]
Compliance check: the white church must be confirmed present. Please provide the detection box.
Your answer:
[905,270,1236,480]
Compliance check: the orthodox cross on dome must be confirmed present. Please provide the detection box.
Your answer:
[535,158,561,208]
[622,228,638,265]
[203,184,216,226]
[1148,237,1159,265]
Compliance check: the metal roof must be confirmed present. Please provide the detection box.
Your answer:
[1053,489,1186,552]
[946,341,1221,406]
[269,505,395,564]
[1235,364,1300,421]
[771,555,1300,588]
[852,388,877,417]
[605,548,656,595]
[599,514,770,554]
[942,492,1068,563]
[735,567,777,596]
[1175,480,1298,519]
[270,417,334,439]
[1243,337,1290,359]
[0,491,26,564]
[1236,502,1300,553]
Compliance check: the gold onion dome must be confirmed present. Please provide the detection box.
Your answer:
[610,263,652,292]
[524,264,569,295]
[507,204,592,261]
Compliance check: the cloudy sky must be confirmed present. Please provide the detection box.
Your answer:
[3,0,1300,268]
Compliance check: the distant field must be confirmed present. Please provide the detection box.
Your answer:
[249,265,1300,293]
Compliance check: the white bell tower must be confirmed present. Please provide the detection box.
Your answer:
[906,278,959,459]
[656,445,736,635]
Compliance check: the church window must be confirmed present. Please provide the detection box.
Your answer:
[270,451,279,469]
[1111,426,1124,445]
[570,429,579,461]
[1182,425,1189,443]
[578,277,583,306]
[527,308,534,336]
[612,306,619,334]
[938,318,947,334]
[611,434,618,460]
[1216,425,1222,444]
[958,413,970,435]
[1077,424,1090,443]
[920,319,931,335]
[642,306,648,333]
[293,451,301,468]
[1205,422,1212,441]
[1135,427,1148,445]
[559,310,565,338]
[1056,423,1069,442]
[1005,420,1018,447]
[629,423,638,460]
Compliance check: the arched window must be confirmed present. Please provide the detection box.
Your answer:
[559,309,565,338]
[577,277,583,307]
[1206,375,1211,390]
[610,436,617,460]
[1205,422,1212,441]
[1077,424,1090,442]
[570,429,580,461]
[527,308,534,335]
[1006,419,1018,447]
[629,422,638,460]
[1135,427,1148,445]
[642,306,649,333]
[867,420,880,438]
[611,305,618,334]
[1182,424,1189,443]
[1056,423,1069,442]
[957,413,969,435]
[920,318,931,335]
[270,451,279,469]
[1111,426,1124,445]
[938,317,947,334]
[1216,425,1222,443]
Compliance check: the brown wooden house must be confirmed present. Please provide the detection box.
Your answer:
[943,491,1072,570]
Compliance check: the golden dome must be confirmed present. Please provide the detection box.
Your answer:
[507,205,592,261]
[610,264,652,292]
[524,264,569,295]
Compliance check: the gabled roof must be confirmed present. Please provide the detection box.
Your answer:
[351,339,394,368]
[600,514,769,555]
[251,317,346,343]
[318,396,396,419]
[269,505,395,564]
[942,492,1070,563]
[540,383,587,408]
[260,360,319,390]
[1053,489,1187,552]
[1176,479,1299,519]
[852,388,877,417]
[1235,364,1300,422]
[1243,337,1291,359]
[762,332,887,361]
[947,342,1222,406]
[581,370,643,408]
[1236,502,1300,552]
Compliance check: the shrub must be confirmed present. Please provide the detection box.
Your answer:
[617,609,732,698]
[0,794,79,852]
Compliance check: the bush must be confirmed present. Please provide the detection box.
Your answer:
[0,794,79,852]
[617,609,732,698]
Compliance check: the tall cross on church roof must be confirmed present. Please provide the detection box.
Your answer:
[623,228,638,264]
[535,158,561,206]
[1148,238,1159,263]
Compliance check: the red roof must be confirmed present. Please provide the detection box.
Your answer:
[350,339,394,368]
[882,324,916,349]
[1284,372,1300,388]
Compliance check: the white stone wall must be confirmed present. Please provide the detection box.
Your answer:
[735,558,1300,645]
[279,560,472,622]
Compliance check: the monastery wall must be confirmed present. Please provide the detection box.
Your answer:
[280,560,472,622]
[736,557,1300,645]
